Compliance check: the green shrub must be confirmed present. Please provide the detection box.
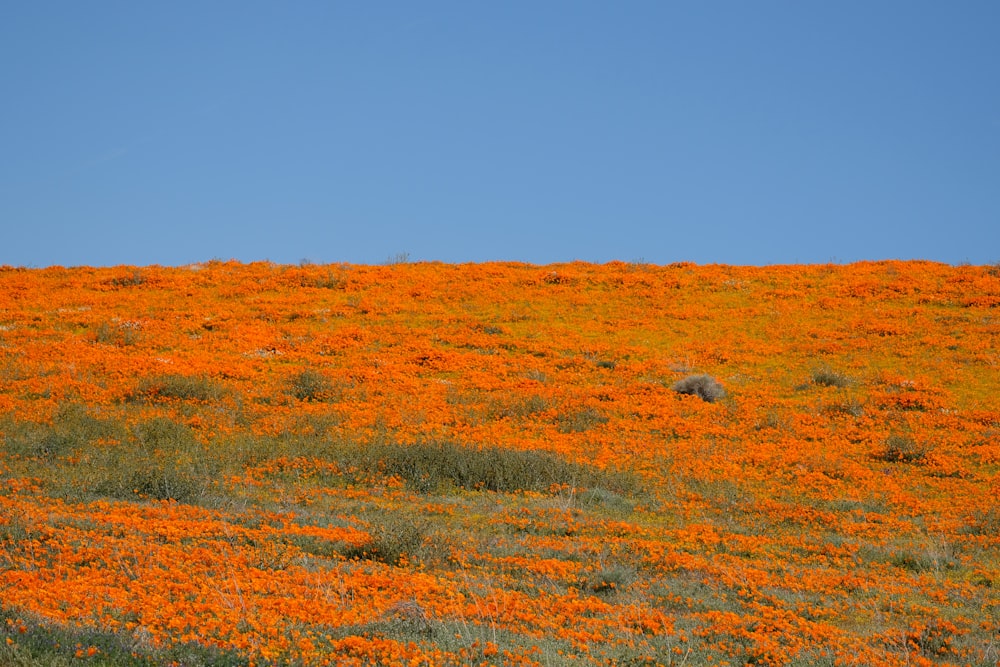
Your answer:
[578,487,635,514]
[107,270,145,288]
[556,407,608,433]
[0,604,248,666]
[961,507,1000,536]
[92,321,140,346]
[911,619,958,658]
[876,434,930,464]
[311,266,349,289]
[811,367,851,388]
[100,464,200,503]
[351,440,638,495]
[822,397,865,417]
[128,374,225,403]
[89,418,213,504]
[487,394,549,421]
[287,368,336,402]
[341,514,426,566]
[672,374,726,403]
[0,404,124,460]
[131,417,197,451]
[587,565,636,595]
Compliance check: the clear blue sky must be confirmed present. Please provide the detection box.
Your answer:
[3,2,998,267]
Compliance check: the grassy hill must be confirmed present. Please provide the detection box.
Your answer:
[1,260,998,666]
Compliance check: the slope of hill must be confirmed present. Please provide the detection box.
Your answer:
[1,260,998,666]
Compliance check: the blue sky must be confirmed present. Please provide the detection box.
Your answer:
[2,2,998,267]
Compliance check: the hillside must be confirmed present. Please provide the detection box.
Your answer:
[1,260,998,666]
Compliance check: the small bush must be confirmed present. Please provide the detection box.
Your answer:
[823,397,866,417]
[312,267,349,289]
[341,515,426,566]
[484,394,549,421]
[107,270,145,288]
[350,440,639,495]
[384,600,435,636]
[525,369,548,383]
[578,488,635,515]
[556,407,608,433]
[0,603,248,666]
[0,404,124,460]
[287,368,335,402]
[132,417,198,451]
[672,374,726,403]
[128,374,225,403]
[92,321,140,346]
[876,434,930,464]
[106,465,200,503]
[961,507,1000,536]
[587,565,636,595]
[811,367,851,388]
[88,418,213,504]
[911,619,959,658]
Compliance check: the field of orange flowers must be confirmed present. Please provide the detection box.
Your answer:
[0,260,998,666]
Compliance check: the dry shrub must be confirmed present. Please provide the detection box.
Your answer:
[672,374,726,403]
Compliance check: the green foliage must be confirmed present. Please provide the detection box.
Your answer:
[311,266,349,289]
[962,507,1000,536]
[876,433,930,464]
[488,394,549,421]
[286,368,336,402]
[89,418,209,503]
[286,533,344,560]
[0,404,125,460]
[910,619,958,658]
[822,397,866,417]
[587,564,636,595]
[556,406,608,433]
[107,270,145,288]
[672,374,726,403]
[127,374,225,403]
[92,321,140,347]
[341,513,427,566]
[101,464,200,504]
[354,440,637,495]
[1,410,639,506]
[71,418,202,503]
[811,367,852,388]
[0,605,248,666]
[577,487,635,515]
[0,409,224,506]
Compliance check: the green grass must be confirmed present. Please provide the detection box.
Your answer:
[1,404,641,510]
[875,433,931,464]
[555,406,608,433]
[286,368,340,402]
[0,606,248,667]
[811,366,852,388]
[126,374,226,403]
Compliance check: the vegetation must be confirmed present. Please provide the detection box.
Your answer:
[811,366,852,388]
[671,373,726,402]
[0,260,998,666]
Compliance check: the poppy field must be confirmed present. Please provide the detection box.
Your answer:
[1,260,998,666]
